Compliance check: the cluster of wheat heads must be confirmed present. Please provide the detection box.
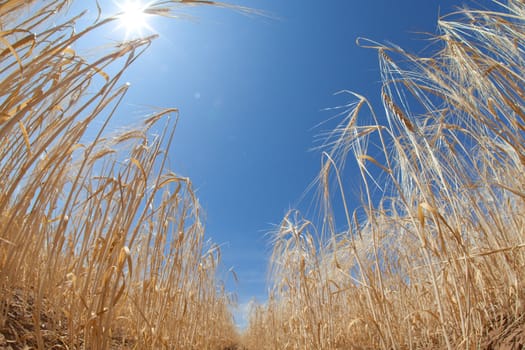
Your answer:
[243,1,525,349]
[0,1,239,349]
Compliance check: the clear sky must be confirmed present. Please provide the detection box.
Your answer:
[72,0,495,327]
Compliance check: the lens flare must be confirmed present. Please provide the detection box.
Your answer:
[116,1,153,38]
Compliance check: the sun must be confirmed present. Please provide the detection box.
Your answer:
[115,1,153,38]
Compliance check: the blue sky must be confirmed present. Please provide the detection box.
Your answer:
[73,0,494,327]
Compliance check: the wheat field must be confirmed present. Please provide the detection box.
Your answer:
[242,1,525,349]
[1,0,524,349]
[0,1,239,349]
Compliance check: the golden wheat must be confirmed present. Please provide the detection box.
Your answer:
[0,1,239,349]
[243,1,525,349]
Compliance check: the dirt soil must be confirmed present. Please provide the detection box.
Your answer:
[0,288,69,350]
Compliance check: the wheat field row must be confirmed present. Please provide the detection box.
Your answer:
[1,0,524,349]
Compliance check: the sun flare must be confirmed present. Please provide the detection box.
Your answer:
[115,1,153,38]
